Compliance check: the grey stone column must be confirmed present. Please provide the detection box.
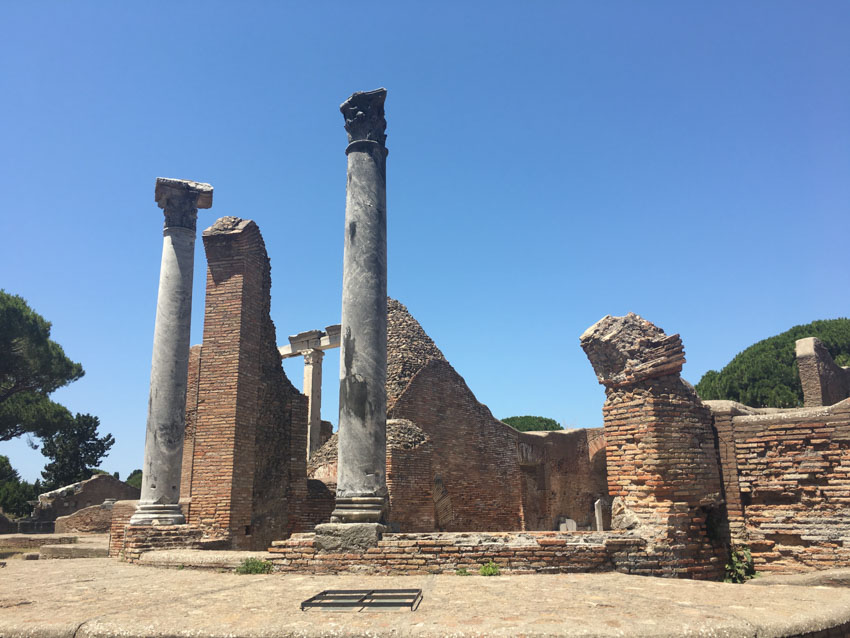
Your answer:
[131,178,213,525]
[332,88,389,524]
[303,348,324,459]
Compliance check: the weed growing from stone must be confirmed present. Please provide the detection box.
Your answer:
[235,558,274,575]
[455,568,470,576]
[479,560,500,576]
[724,545,755,583]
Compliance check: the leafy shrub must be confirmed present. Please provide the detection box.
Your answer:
[455,567,470,576]
[724,545,756,583]
[479,560,500,576]
[235,557,274,574]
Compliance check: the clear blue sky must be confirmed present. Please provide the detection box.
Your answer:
[1,3,848,483]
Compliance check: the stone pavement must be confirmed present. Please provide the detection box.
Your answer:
[2,558,850,637]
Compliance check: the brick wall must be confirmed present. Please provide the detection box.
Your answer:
[517,428,609,530]
[386,419,434,531]
[389,360,525,531]
[183,217,307,550]
[54,502,115,533]
[581,314,726,579]
[33,474,139,523]
[796,337,850,408]
[725,399,850,573]
[107,500,138,558]
[269,531,642,575]
[179,344,202,518]
[121,525,205,563]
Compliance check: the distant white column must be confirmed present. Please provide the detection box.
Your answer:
[303,348,324,459]
[131,178,213,526]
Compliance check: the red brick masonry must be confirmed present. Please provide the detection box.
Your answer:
[268,531,643,575]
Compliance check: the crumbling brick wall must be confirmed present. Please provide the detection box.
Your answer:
[32,475,139,523]
[388,359,525,531]
[710,398,850,573]
[518,428,609,530]
[386,298,446,409]
[107,500,138,559]
[386,419,434,532]
[54,501,115,533]
[581,313,726,578]
[183,217,307,550]
[179,344,202,517]
[796,337,850,407]
[309,298,609,534]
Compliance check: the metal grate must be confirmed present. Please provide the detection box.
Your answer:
[301,589,423,611]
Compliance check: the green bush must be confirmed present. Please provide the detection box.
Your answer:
[479,560,500,576]
[455,567,470,576]
[724,545,756,583]
[235,557,274,574]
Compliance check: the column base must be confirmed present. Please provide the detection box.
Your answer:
[129,502,186,526]
[330,496,386,523]
[314,522,386,553]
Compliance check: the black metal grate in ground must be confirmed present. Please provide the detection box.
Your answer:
[301,589,423,611]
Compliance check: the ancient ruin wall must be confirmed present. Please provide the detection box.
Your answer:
[32,474,139,524]
[184,217,307,550]
[797,337,850,408]
[518,428,609,531]
[179,344,202,514]
[581,313,726,578]
[386,298,446,410]
[385,419,434,532]
[388,359,525,531]
[710,398,850,573]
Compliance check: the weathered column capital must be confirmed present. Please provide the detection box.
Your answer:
[155,177,214,231]
[303,348,325,366]
[340,88,388,156]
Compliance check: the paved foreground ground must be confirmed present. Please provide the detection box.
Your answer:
[2,559,850,637]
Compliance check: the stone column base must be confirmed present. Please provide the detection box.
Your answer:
[314,522,386,553]
[128,503,186,526]
[330,496,386,523]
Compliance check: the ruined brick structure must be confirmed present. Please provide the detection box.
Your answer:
[179,217,309,550]
[706,340,850,573]
[121,210,850,579]
[308,298,609,533]
[30,474,139,525]
[581,313,726,578]
[796,337,850,408]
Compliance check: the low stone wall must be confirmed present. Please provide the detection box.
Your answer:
[107,500,138,559]
[121,525,205,563]
[268,531,644,575]
[731,399,850,573]
[55,501,115,533]
[0,534,77,549]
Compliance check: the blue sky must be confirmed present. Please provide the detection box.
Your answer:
[1,2,848,482]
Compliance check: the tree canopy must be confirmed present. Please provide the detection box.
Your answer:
[0,455,39,518]
[695,318,850,408]
[40,413,114,490]
[0,291,84,441]
[502,415,564,432]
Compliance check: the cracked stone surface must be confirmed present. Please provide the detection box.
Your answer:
[2,558,850,637]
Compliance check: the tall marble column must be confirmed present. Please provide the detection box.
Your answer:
[332,88,389,524]
[131,177,213,525]
[303,348,324,459]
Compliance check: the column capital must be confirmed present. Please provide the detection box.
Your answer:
[340,88,388,155]
[155,177,214,231]
[303,348,325,366]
